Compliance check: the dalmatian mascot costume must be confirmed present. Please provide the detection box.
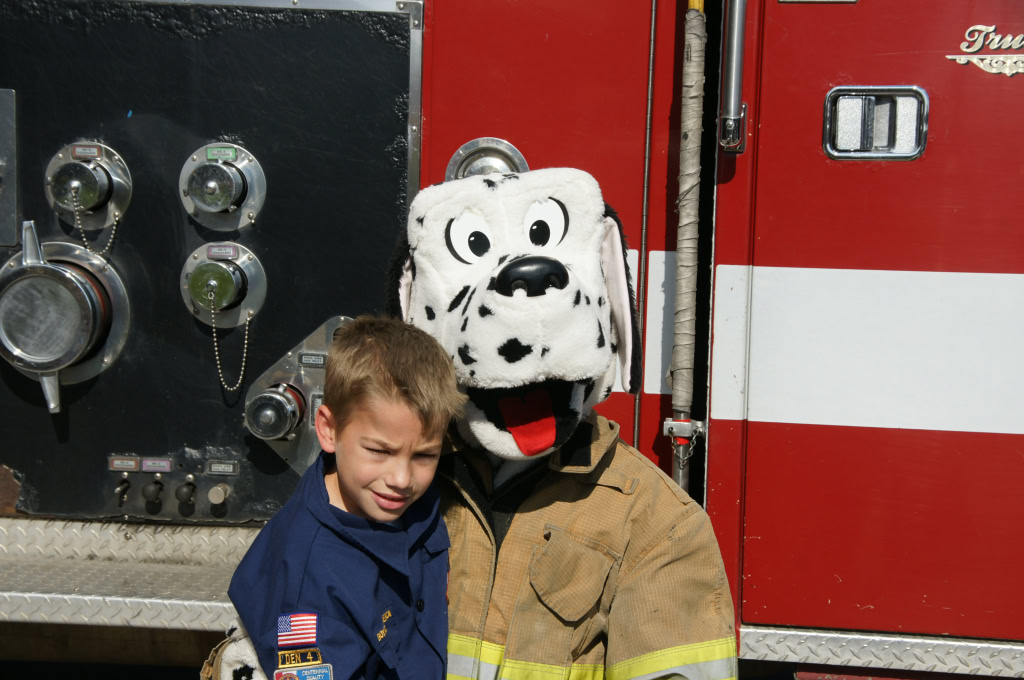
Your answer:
[390,168,736,680]
[205,168,736,680]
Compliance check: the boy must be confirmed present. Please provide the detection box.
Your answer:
[227,315,465,680]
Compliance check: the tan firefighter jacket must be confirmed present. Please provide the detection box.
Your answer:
[438,414,737,680]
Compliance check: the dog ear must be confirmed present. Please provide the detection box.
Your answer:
[385,230,414,319]
[601,204,642,394]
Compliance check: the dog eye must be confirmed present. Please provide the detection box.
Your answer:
[523,198,569,248]
[445,212,492,264]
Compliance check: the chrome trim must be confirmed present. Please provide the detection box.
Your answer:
[0,90,15,247]
[719,0,748,152]
[444,138,529,182]
[822,85,929,161]
[632,0,658,447]
[0,240,132,386]
[741,625,1024,676]
[121,0,399,10]
[946,53,1024,77]
[398,0,424,200]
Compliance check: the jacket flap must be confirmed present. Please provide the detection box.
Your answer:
[529,527,615,622]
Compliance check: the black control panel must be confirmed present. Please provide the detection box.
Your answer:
[0,1,413,523]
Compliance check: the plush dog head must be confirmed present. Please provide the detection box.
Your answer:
[388,168,641,460]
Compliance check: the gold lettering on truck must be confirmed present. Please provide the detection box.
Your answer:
[947,24,1024,76]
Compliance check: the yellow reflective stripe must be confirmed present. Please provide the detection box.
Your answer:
[500,658,605,680]
[449,633,505,665]
[448,634,735,680]
[606,637,737,680]
[448,635,605,680]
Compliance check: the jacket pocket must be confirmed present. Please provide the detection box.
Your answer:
[529,526,617,622]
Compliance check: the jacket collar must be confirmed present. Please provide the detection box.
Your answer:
[547,414,620,474]
[303,452,446,576]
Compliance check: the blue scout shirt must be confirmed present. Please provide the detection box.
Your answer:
[229,452,449,680]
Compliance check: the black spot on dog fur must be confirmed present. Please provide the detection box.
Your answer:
[502,173,519,181]
[461,287,477,316]
[458,344,476,365]
[498,254,509,265]
[573,290,581,307]
[461,318,468,332]
[603,387,613,400]
[425,306,435,320]
[483,178,497,189]
[541,347,550,357]
[610,342,617,353]
[487,277,497,291]
[478,305,493,317]
[409,258,416,280]
[448,285,470,312]
[415,215,424,225]
[470,370,475,377]
[498,338,533,363]
[585,295,591,305]
[597,321,605,348]
[598,297,604,307]
[233,665,255,680]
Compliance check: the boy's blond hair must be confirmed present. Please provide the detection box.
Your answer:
[323,315,465,437]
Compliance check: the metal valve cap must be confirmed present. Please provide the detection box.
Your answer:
[245,384,306,441]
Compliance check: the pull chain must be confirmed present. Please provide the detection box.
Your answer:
[70,182,119,258]
[208,290,253,392]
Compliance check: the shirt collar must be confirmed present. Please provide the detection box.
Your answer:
[303,452,444,576]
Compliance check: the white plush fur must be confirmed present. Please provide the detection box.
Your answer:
[213,626,267,680]
[401,168,634,460]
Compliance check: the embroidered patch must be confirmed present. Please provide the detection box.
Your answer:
[277,648,322,668]
[277,613,318,648]
[274,665,332,680]
[375,606,392,645]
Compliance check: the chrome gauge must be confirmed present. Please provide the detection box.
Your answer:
[45,142,132,231]
[179,143,266,231]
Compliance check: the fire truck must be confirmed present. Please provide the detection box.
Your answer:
[0,0,1021,674]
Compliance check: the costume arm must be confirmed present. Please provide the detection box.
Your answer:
[605,507,737,680]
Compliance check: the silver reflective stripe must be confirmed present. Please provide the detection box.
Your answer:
[629,656,736,680]
[448,652,500,680]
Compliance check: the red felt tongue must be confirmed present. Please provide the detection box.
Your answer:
[498,388,556,456]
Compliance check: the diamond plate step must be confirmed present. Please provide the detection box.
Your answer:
[0,518,259,630]
[741,625,1024,678]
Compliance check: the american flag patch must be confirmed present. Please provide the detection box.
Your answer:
[277,613,318,648]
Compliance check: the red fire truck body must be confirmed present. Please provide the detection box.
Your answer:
[420,0,1024,672]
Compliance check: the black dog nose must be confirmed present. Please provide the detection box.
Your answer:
[495,256,569,297]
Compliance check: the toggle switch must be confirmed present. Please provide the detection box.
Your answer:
[142,477,163,502]
[175,480,196,505]
[208,483,231,505]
